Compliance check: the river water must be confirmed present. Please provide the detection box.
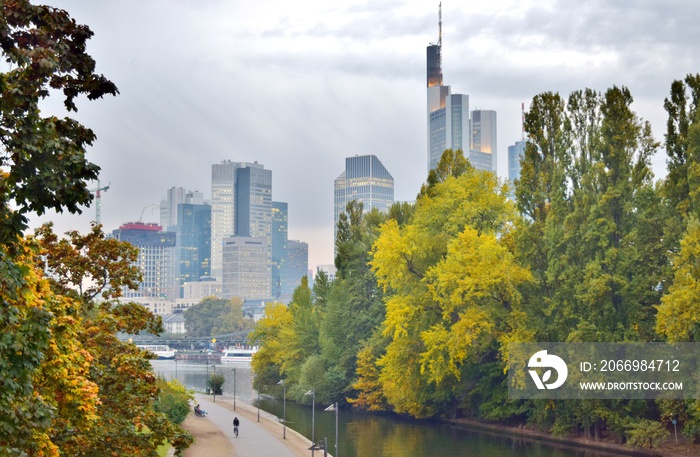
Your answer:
[152,360,627,457]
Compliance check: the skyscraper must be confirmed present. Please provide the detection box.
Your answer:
[210,161,272,281]
[334,155,394,242]
[112,222,177,300]
[175,202,211,295]
[160,187,204,231]
[426,6,496,175]
[271,201,288,300]
[210,161,236,280]
[282,239,308,296]
[221,236,271,300]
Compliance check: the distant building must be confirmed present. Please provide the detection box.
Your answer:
[334,155,394,242]
[471,110,497,174]
[271,201,288,300]
[282,239,308,297]
[112,222,177,300]
[174,202,211,296]
[210,161,272,283]
[426,6,496,174]
[508,140,527,188]
[221,235,271,300]
[182,279,222,300]
[316,264,337,282]
[162,314,186,334]
[160,187,204,230]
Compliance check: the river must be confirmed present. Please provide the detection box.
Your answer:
[152,359,630,457]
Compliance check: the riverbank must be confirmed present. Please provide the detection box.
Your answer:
[448,418,699,457]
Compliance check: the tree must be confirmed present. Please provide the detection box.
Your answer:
[0,0,118,245]
[33,224,193,456]
[364,163,527,418]
[184,296,252,337]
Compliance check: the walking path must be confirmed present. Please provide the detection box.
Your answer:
[186,393,324,457]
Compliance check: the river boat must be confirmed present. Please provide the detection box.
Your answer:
[136,344,176,360]
[220,348,257,363]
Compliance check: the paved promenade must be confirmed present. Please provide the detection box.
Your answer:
[190,393,322,457]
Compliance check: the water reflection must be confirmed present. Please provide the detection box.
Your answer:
[153,360,628,457]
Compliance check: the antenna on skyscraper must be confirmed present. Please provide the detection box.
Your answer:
[437,3,442,76]
[438,2,442,47]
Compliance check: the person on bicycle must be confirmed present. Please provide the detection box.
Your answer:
[233,417,240,437]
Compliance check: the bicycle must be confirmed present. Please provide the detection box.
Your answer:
[233,417,240,438]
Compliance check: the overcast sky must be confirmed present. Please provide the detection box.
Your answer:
[29,0,700,269]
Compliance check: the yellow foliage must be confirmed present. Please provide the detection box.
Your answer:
[656,219,700,341]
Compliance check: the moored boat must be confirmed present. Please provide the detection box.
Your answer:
[220,348,257,362]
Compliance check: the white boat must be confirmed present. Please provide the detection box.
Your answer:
[136,344,176,360]
[220,348,257,363]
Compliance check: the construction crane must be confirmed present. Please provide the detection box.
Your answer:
[90,179,110,225]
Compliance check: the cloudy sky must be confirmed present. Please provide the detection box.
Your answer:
[29,0,700,269]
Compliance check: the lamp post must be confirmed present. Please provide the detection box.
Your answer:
[232,367,237,410]
[205,360,209,394]
[174,357,177,380]
[212,363,217,402]
[277,380,286,439]
[324,402,338,457]
[304,389,315,456]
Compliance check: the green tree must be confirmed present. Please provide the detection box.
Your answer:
[0,0,118,245]
[184,296,252,337]
[364,162,526,418]
[154,378,193,426]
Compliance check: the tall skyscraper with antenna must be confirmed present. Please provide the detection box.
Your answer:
[426,4,496,175]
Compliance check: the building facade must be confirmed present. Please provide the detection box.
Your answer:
[174,202,211,296]
[160,187,204,230]
[210,161,272,281]
[221,235,271,300]
[271,201,288,300]
[334,155,394,242]
[112,222,177,300]
[282,239,308,298]
[471,110,498,174]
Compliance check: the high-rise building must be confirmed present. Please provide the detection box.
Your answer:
[210,161,272,281]
[334,155,394,242]
[282,239,308,297]
[271,201,288,300]
[210,161,236,280]
[175,202,211,295]
[221,236,271,300]
[160,187,204,230]
[112,222,177,300]
[426,6,496,175]
[471,110,497,174]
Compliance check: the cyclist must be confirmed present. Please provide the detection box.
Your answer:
[233,417,240,437]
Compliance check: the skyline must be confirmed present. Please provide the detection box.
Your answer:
[26,0,700,269]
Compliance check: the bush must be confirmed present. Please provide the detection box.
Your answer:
[626,419,669,449]
[208,374,225,395]
[154,377,193,425]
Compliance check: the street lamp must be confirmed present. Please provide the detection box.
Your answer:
[212,363,217,403]
[277,380,286,439]
[205,360,209,394]
[324,402,339,457]
[234,368,238,410]
[304,389,315,457]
